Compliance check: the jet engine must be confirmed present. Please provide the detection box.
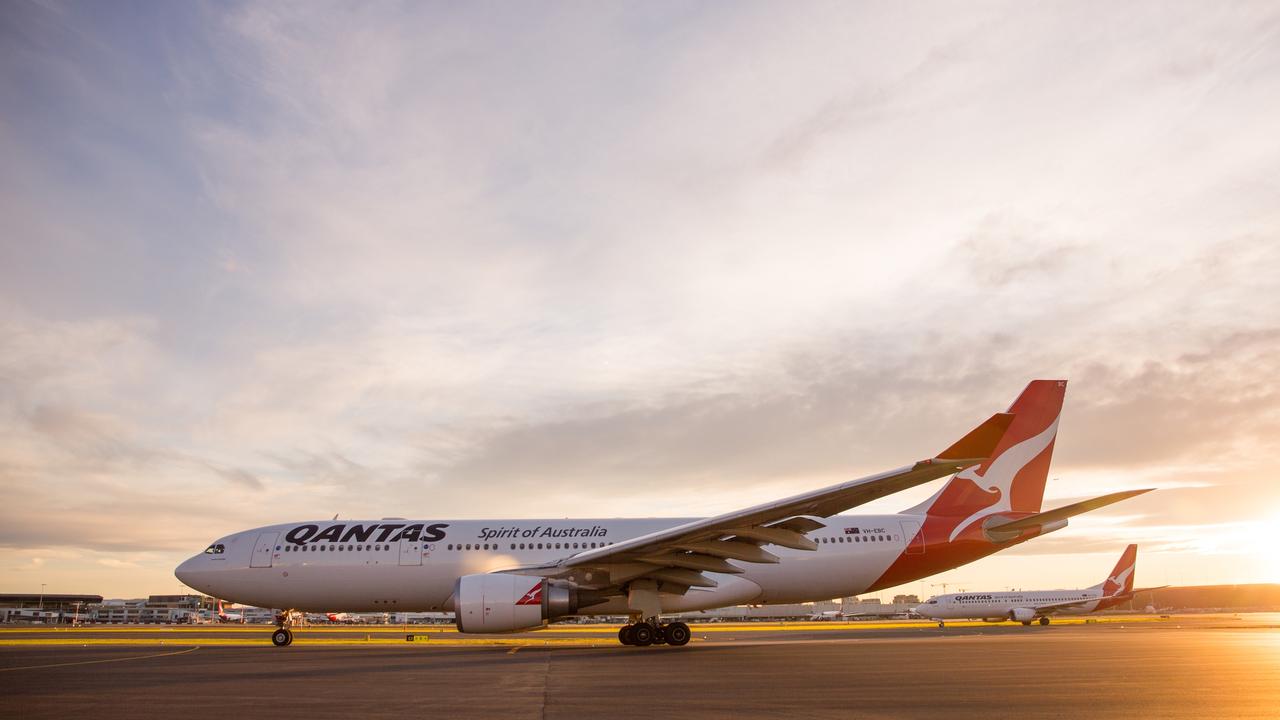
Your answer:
[454,574,579,633]
[1008,607,1037,623]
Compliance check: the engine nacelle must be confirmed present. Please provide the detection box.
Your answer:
[1008,607,1037,623]
[454,574,578,633]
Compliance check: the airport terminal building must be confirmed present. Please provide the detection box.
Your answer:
[0,594,103,624]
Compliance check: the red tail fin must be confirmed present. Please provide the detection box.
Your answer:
[1101,544,1138,596]
[908,380,1066,541]
[869,380,1068,592]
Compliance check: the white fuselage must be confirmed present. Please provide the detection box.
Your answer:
[175,516,920,614]
[915,589,1103,621]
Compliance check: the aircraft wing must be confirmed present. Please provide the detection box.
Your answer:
[507,411,1014,591]
[1033,585,1170,615]
[1032,597,1104,614]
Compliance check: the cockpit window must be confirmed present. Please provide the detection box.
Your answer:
[203,543,226,555]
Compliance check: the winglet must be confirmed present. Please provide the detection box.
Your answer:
[983,488,1154,534]
[935,412,1016,461]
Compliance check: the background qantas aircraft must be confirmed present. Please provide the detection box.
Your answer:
[915,544,1166,626]
[175,380,1151,647]
[215,599,243,623]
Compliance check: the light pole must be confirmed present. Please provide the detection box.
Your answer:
[39,583,46,611]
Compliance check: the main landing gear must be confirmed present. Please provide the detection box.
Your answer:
[618,620,691,647]
[1039,616,1050,626]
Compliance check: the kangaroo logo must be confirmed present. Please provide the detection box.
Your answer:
[515,582,543,606]
[947,417,1060,542]
[1104,564,1135,596]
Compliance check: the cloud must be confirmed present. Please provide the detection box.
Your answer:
[2,1,1280,596]
[206,464,264,491]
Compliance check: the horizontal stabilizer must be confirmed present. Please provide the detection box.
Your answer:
[1122,585,1170,597]
[984,488,1154,534]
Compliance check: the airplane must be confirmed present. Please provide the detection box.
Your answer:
[913,544,1167,627]
[175,379,1152,648]
[216,599,243,623]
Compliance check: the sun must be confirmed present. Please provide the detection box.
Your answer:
[1251,513,1280,584]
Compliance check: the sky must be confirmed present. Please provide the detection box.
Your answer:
[2,0,1279,600]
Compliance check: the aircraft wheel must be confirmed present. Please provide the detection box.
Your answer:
[631,622,655,646]
[937,622,945,629]
[618,625,635,645]
[271,628,293,647]
[1021,620,1032,626]
[1039,617,1050,626]
[665,622,691,647]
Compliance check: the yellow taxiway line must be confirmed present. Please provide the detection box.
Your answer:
[0,637,621,648]
[0,615,1171,647]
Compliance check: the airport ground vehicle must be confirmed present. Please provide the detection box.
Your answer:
[176,380,1149,647]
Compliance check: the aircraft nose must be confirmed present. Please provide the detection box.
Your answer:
[175,556,207,590]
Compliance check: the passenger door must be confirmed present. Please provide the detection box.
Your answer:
[250,532,278,568]
[900,520,925,555]
[399,537,423,566]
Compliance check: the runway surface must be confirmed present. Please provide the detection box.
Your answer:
[2,614,1277,719]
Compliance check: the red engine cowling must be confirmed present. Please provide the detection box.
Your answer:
[1008,607,1037,623]
[454,574,579,633]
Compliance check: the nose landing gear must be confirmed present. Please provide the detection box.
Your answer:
[271,609,299,646]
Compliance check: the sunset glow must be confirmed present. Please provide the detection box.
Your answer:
[2,2,1279,599]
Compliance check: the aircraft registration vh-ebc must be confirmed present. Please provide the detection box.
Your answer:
[176,380,1152,647]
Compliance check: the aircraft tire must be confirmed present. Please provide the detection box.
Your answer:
[937,622,945,629]
[272,628,292,647]
[631,622,655,646]
[1039,617,1050,626]
[1022,620,1032,626]
[618,625,635,645]
[665,622,691,647]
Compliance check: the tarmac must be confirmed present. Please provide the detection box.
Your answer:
[2,614,1277,719]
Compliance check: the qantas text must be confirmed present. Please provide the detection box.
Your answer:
[284,523,449,546]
